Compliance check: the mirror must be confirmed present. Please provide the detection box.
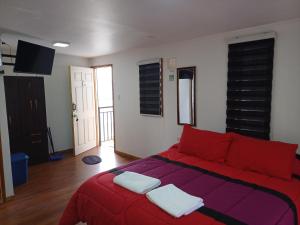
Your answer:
[177,66,196,126]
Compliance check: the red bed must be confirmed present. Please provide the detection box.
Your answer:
[59,143,300,225]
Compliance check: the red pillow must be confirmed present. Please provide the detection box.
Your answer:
[178,125,232,162]
[226,133,298,180]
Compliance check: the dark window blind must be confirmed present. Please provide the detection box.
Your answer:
[139,61,163,116]
[226,38,275,140]
[179,68,194,80]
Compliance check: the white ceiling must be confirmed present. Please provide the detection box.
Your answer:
[0,0,299,58]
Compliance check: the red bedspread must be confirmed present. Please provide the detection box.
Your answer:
[59,145,300,225]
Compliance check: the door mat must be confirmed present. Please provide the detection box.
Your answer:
[82,155,102,165]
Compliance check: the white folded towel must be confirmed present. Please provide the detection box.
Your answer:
[146,184,204,218]
[113,171,161,194]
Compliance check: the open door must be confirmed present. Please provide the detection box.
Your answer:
[95,65,114,149]
[70,66,97,155]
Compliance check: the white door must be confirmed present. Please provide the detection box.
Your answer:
[70,66,97,155]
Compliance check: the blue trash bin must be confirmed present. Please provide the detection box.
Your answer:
[11,153,29,186]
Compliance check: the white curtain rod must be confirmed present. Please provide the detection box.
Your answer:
[137,58,161,66]
[226,31,277,44]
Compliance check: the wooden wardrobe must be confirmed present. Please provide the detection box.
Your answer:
[4,76,49,165]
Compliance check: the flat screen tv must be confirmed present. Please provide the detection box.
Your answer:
[14,40,55,75]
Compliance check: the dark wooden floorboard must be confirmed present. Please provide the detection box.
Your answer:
[0,144,133,225]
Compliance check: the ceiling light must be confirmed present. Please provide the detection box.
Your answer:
[53,42,70,48]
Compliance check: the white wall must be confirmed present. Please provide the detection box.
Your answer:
[0,53,88,197]
[90,19,300,158]
[44,54,89,151]
[0,76,14,197]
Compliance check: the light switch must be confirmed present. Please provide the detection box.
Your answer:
[169,74,175,81]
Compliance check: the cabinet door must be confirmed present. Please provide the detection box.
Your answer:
[19,77,36,162]
[31,78,48,132]
[29,77,49,164]
[4,77,23,153]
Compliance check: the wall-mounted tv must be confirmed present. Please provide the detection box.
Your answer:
[14,40,55,75]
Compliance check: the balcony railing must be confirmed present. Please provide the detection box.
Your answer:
[98,106,114,142]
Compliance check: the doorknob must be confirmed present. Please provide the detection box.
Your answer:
[73,114,79,122]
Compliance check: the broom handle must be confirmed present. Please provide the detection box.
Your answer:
[47,127,55,154]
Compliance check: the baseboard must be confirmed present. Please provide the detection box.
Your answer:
[5,195,15,202]
[58,148,73,153]
[115,150,140,160]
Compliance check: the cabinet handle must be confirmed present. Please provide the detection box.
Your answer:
[29,100,33,111]
[35,99,38,111]
[32,140,42,144]
[8,115,12,125]
[31,133,41,136]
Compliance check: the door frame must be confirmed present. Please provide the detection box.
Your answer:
[0,134,6,203]
[92,64,116,152]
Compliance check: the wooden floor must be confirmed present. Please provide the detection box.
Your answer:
[0,143,133,225]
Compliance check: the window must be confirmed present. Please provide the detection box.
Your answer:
[139,59,163,116]
[226,38,275,140]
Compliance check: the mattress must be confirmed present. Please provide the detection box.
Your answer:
[59,145,300,225]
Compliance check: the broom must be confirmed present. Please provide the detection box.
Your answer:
[48,127,64,161]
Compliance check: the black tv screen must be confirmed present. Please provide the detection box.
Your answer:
[14,40,55,75]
